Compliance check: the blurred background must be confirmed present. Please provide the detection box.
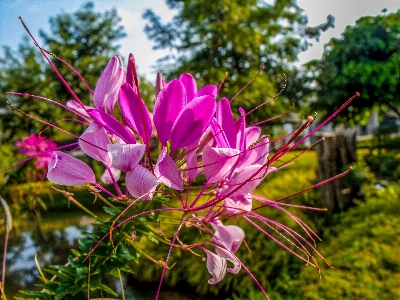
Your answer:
[0,0,400,299]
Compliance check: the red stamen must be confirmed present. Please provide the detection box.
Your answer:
[255,167,354,208]
[230,64,264,103]
[18,17,86,109]
[244,72,287,116]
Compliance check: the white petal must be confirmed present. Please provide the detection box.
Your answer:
[108,143,145,172]
[126,166,158,200]
[155,147,182,190]
[47,151,95,186]
[79,123,111,164]
[100,166,121,184]
[204,249,227,284]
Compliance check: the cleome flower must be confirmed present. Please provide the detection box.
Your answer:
[4,23,358,299]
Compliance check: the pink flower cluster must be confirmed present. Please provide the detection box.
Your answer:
[46,55,278,284]
[41,53,355,296]
[16,134,57,169]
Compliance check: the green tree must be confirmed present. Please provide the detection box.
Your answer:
[308,9,400,125]
[0,2,126,142]
[0,38,50,141]
[143,0,334,123]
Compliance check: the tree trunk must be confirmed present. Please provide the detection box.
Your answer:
[315,130,357,217]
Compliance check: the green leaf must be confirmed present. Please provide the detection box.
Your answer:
[44,268,72,281]
[17,290,52,300]
[103,205,124,216]
[89,277,119,297]
[55,283,79,297]
[70,249,81,257]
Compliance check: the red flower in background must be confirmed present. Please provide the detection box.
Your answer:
[16,134,57,169]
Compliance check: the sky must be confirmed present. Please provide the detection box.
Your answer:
[0,0,399,82]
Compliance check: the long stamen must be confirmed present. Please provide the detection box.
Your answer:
[6,92,91,122]
[270,115,315,162]
[244,72,287,116]
[255,167,353,208]
[7,102,109,155]
[18,17,85,108]
[230,64,264,103]
[217,71,229,93]
[156,214,188,300]
[38,47,94,95]
[290,93,360,149]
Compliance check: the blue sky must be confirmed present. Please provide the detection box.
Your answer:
[0,0,399,81]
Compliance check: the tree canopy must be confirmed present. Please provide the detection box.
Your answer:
[308,9,400,125]
[143,0,334,123]
[0,2,126,141]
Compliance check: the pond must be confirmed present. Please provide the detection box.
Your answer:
[1,212,221,300]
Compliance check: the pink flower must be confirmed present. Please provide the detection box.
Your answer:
[16,134,57,169]
[47,151,95,186]
[153,75,217,151]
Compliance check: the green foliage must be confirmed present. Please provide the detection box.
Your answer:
[16,200,166,299]
[358,129,400,180]
[143,0,334,123]
[365,151,400,180]
[0,38,51,141]
[308,9,400,124]
[239,183,400,299]
[0,2,126,142]
[294,184,400,299]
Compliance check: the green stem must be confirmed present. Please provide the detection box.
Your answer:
[88,186,116,208]
[52,187,101,221]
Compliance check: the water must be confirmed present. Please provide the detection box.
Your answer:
[2,213,95,297]
[1,213,222,300]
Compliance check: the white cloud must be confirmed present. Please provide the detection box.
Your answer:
[118,8,141,31]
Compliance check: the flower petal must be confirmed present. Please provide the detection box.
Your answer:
[223,164,275,197]
[211,221,245,253]
[108,143,145,172]
[126,53,138,92]
[125,165,158,200]
[93,56,123,111]
[204,249,227,284]
[224,194,252,214]
[118,83,153,144]
[195,85,218,98]
[210,118,230,148]
[154,147,182,190]
[179,73,197,102]
[101,166,121,184]
[216,98,236,148]
[171,95,216,151]
[105,67,125,113]
[153,79,186,145]
[236,124,261,153]
[66,100,90,117]
[155,72,166,98]
[47,151,95,186]
[79,123,111,164]
[236,136,269,172]
[214,246,241,274]
[203,145,240,183]
[185,140,201,181]
[87,108,136,144]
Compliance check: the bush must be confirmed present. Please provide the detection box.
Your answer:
[271,183,400,299]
